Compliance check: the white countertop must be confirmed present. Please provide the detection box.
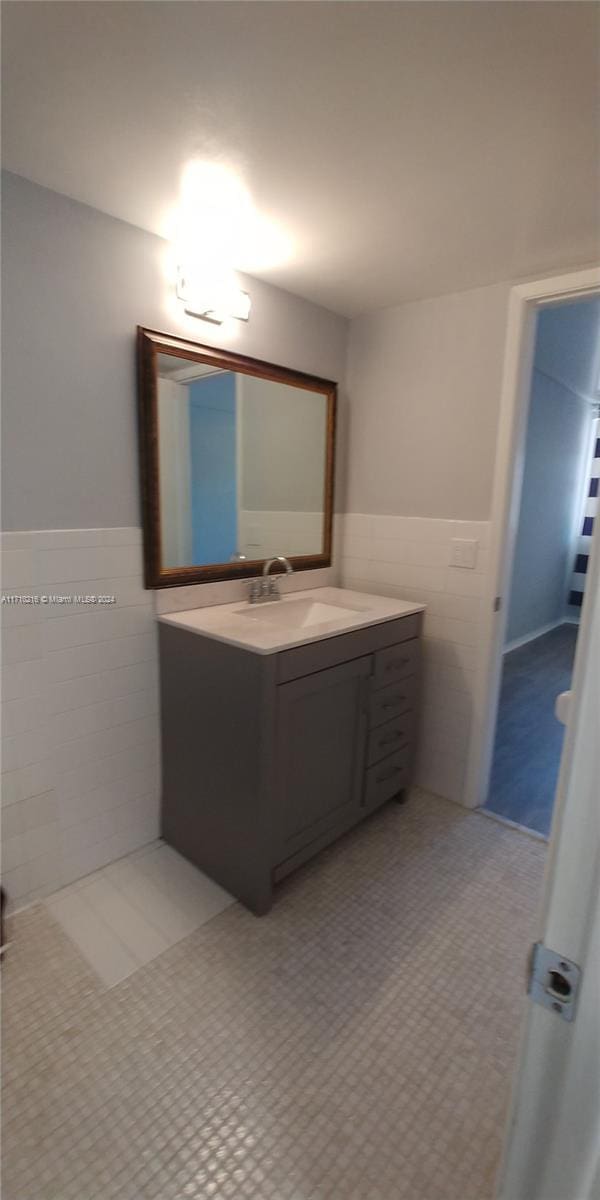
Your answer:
[158,586,426,655]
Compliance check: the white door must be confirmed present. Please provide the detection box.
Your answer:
[497,477,600,1198]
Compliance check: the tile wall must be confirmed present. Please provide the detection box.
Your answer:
[1,528,159,909]
[1,525,340,909]
[1,514,488,906]
[339,514,490,804]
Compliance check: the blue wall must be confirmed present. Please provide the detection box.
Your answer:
[506,367,591,644]
[189,373,237,564]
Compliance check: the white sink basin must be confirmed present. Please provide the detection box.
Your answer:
[235,597,367,630]
[159,586,426,655]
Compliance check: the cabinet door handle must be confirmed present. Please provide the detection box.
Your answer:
[382,696,404,709]
[376,766,403,783]
[380,730,402,746]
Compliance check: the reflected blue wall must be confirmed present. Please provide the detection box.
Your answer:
[189,373,237,564]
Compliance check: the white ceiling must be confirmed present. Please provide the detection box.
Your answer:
[2,2,599,317]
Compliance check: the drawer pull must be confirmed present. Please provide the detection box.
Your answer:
[382,696,404,709]
[376,766,403,783]
[380,730,402,746]
[386,657,409,672]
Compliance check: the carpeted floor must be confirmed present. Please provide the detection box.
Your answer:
[2,790,545,1200]
[485,623,578,837]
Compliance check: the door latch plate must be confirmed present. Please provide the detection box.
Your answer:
[528,943,581,1022]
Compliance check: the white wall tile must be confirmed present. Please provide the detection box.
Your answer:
[444,566,486,596]
[42,576,151,617]
[3,833,26,873]
[2,624,44,665]
[1,660,45,701]
[1,548,38,587]
[43,605,154,652]
[1,763,49,807]
[422,638,478,673]
[50,688,157,744]
[340,512,490,807]
[343,514,373,540]
[0,532,38,551]
[1,696,44,736]
[37,527,142,550]
[48,715,159,776]
[340,533,372,560]
[24,819,60,863]
[46,632,156,683]
[0,592,46,627]
[38,544,143,583]
[27,850,63,895]
[56,738,160,805]
[1,528,162,906]
[2,727,51,773]
[49,660,158,715]
[24,790,59,830]
[415,747,467,805]
[2,798,28,839]
[423,614,479,646]
[2,862,31,903]
[370,539,450,567]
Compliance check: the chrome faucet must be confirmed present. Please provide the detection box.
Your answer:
[248,556,294,604]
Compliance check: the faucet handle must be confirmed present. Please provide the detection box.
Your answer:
[248,579,263,603]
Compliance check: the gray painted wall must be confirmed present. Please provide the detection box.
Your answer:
[505,369,591,644]
[344,282,512,520]
[1,171,347,532]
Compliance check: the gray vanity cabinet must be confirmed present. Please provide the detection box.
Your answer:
[275,656,370,863]
[159,609,422,915]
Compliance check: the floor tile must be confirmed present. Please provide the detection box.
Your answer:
[79,877,170,964]
[44,841,234,984]
[45,891,138,987]
[4,792,546,1200]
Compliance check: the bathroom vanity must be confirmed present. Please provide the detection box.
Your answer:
[158,587,424,913]
[139,331,424,913]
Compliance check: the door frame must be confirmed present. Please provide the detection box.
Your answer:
[464,265,600,811]
[496,416,600,1199]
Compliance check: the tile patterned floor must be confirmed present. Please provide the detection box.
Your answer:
[485,623,577,836]
[2,791,546,1200]
[45,842,234,986]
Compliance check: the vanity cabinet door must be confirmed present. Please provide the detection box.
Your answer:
[275,655,371,862]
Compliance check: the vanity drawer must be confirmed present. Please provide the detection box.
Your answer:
[364,746,411,811]
[367,711,414,766]
[276,613,422,684]
[373,639,420,690]
[369,676,416,728]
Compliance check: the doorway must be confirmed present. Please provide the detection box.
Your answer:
[483,296,600,836]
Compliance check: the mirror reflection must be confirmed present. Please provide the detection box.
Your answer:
[156,354,328,569]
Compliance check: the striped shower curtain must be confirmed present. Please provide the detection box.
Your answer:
[569,417,600,609]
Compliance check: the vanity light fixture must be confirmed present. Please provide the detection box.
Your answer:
[176,264,251,325]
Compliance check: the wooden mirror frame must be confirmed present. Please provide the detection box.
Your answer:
[137,327,337,589]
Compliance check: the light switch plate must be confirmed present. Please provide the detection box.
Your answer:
[450,538,479,569]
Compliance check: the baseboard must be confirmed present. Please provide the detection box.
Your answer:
[477,806,549,843]
[504,619,568,654]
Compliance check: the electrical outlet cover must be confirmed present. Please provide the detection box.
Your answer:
[450,538,479,569]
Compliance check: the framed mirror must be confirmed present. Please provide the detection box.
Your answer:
[137,327,337,588]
